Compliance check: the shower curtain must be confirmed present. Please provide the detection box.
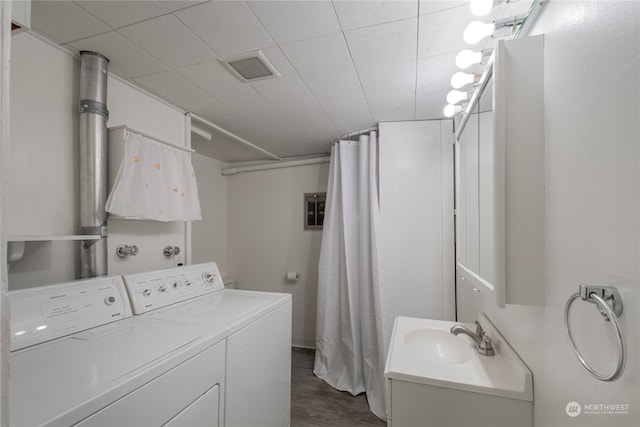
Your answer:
[313,132,386,419]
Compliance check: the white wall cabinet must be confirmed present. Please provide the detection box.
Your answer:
[456,35,545,309]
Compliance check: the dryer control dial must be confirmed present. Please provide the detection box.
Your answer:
[202,272,215,285]
[142,289,152,297]
[104,296,116,306]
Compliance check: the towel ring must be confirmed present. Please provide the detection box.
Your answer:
[564,285,625,382]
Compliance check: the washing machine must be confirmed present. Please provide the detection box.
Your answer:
[122,262,292,427]
[9,275,227,427]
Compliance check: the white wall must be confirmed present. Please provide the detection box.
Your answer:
[379,120,455,346]
[8,32,190,287]
[191,153,228,274]
[106,77,187,276]
[227,163,329,348]
[458,2,639,426]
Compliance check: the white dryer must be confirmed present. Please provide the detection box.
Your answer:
[122,262,292,427]
[9,276,227,427]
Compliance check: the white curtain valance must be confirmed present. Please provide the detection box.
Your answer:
[106,130,202,222]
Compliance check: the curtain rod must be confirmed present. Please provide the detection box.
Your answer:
[108,125,195,153]
[333,126,378,144]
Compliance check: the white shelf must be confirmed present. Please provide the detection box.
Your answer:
[8,234,101,242]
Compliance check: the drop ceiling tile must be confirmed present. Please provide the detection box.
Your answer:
[419,0,467,15]
[281,32,355,81]
[329,107,376,135]
[345,18,418,70]
[362,71,416,120]
[370,99,416,122]
[161,1,208,12]
[304,71,366,106]
[321,96,373,126]
[68,31,169,78]
[133,70,208,103]
[240,108,295,130]
[415,53,458,120]
[210,86,275,118]
[248,0,340,44]
[358,61,417,98]
[74,1,170,29]
[236,125,314,157]
[289,107,340,139]
[32,1,112,44]
[334,0,418,30]
[178,59,248,97]
[175,1,275,57]
[118,14,217,68]
[254,79,320,114]
[417,4,473,58]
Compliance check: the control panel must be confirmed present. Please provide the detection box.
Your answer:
[122,262,225,315]
[9,276,132,352]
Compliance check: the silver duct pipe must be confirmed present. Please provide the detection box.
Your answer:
[79,51,109,278]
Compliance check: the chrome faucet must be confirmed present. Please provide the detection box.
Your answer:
[450,321,495,356]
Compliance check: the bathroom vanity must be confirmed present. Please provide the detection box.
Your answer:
[384,315,533,427]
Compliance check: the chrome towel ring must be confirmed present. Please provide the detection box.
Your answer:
[564,285,625,382]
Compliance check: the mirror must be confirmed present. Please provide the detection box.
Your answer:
[455,61,503,306]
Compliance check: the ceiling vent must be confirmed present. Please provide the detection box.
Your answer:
[220,51,281,83]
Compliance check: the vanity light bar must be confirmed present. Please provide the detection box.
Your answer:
[443,0,546,119]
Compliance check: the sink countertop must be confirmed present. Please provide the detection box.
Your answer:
[384,315,533,401]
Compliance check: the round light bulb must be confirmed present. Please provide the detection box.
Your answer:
[450,72,475,89]
[443,104,461,118]
[446,90,468,105]
[470,0,494,17]
[456,49,483,69]
[463,21,495,45]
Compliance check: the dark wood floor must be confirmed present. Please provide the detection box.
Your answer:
[291,347,386,427]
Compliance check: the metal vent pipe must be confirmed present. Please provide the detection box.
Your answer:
[79,51,109,278]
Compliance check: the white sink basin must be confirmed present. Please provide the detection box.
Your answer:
[404,328,472,365]
[384,315,533,401]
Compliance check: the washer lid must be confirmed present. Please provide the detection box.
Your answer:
[10,317,205,427]
[9,276,132,351]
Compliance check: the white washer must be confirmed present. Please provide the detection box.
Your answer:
[9,276,227,427]
[122,262,292,427]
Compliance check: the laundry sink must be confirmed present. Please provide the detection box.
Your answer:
[384,315,533,427]
[403,328,472,365]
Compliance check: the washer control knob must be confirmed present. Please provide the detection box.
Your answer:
[142,289,152,297]
[104,296,116,305]
[185,281,192,287]
[158,285,167,293]
[202,272,215,285]
[172,282,179,289]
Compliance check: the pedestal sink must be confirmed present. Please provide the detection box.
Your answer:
[384,314,533,427]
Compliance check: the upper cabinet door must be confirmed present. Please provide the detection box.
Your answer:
[456,34,544,308]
